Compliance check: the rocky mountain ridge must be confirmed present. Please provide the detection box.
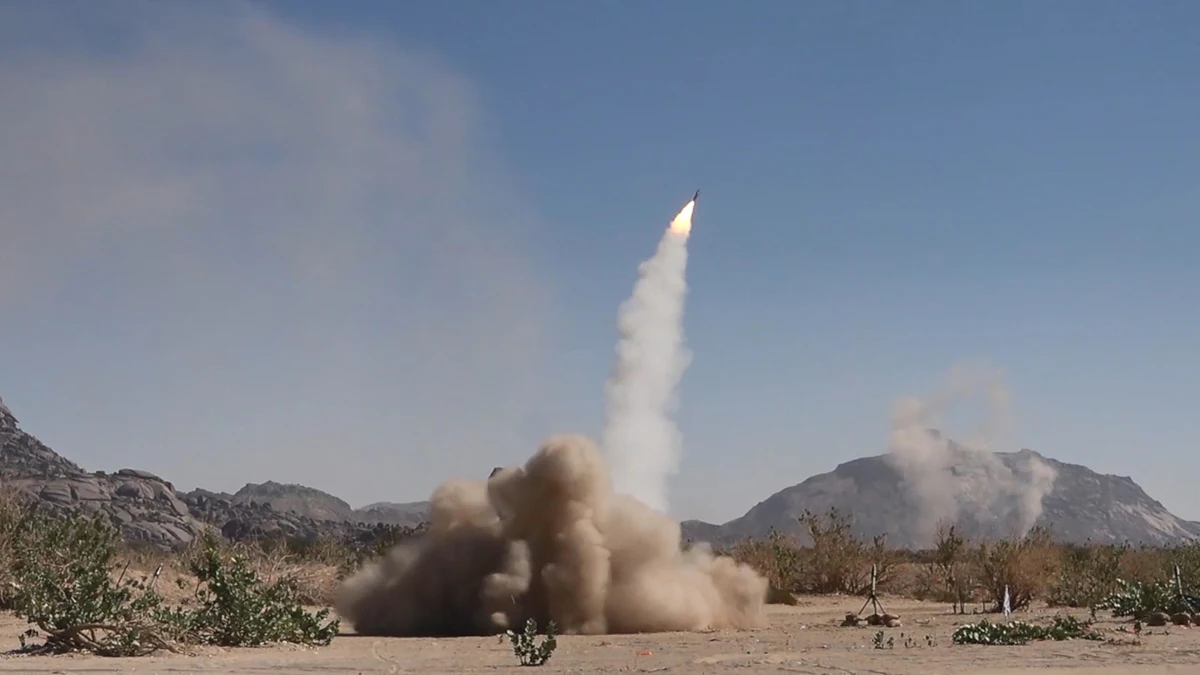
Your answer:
[680,447,1200,548]
[0,395,423,549]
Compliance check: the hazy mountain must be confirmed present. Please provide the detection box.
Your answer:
[681,448,1200,549]
[228,482,430,526]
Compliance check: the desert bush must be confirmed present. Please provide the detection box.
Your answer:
[6,509,338,656]
[728,511,902,598]
[1049,542,1127,610]
[161,534,339,647]
[727,529,805,599]
[0,488,33,609]
[8,510,176,655]
[1165,541,1200,584]
[506,618,557,666]
[800,507,897,595]
[919,522,976,612]
[974,526,1058,612]
[800,508,863,593]
[1098,563,1200,621]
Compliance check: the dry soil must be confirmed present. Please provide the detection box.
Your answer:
[2,597,1199,674]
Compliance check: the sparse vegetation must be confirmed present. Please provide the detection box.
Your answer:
[5,484,1200,660]
[722,508,1200,623]
[727,507,899,597]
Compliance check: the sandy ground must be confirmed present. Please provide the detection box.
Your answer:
[2,597,1199,674]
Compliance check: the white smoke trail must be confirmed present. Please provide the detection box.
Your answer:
[600,201,695,513]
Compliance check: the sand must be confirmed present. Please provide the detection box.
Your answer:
[2,597,1198,674]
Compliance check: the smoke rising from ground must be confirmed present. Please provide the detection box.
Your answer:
[886,365,1058,546]
[600,209,693,514]
[334,434,767,636]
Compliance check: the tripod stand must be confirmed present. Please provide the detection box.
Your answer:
[858,564,887,618]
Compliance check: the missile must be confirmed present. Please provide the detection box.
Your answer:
[692,189,700,203]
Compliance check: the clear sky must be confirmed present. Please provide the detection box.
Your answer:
[1,0,1197,524]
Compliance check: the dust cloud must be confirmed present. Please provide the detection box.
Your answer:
[886,365,1058,546]
[334,433,768,637]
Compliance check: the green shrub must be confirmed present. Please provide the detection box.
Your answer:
[1098,577,1200,620]
[507,618,557,666]
[8,510,174,655]
[952,615,1104,646]
[7,511,338,656]
[162,534,339,647]
[0,489,33,610]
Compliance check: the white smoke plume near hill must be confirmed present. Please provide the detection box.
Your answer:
[886,365,1058,546]
[600,200,695,513]
[334,434,768,636]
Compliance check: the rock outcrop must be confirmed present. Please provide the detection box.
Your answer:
[0,395,424,550]
[1,398,210,548]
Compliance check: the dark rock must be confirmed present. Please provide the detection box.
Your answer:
[1147,612,1170,627]
[1171,612,1192,626]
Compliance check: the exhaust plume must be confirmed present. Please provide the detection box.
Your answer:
[886,364,1058,546]
[334,434,768,636]
[600,199,695,513]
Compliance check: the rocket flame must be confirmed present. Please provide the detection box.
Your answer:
[668,200,694,236]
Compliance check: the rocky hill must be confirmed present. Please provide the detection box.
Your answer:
[681,447,1200,549]
[0,395,420,550]
[214,482,430,526]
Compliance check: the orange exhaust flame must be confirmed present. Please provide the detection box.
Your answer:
[668,200,694,236]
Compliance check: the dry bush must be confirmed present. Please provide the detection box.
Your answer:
[974,526,1059,612]
[174,536,342,607]
[727,508,900,600]
[912,522,977,612]
[1049,541,1127,610]
[801,507,898,595]
[727,530,804,602]
[1118,545,1174,584]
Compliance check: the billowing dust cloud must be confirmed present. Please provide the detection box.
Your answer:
[334,433,767,636]
[887,365,1057,546]
[600,200,695,513]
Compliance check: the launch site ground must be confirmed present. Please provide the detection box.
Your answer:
[2,598,1197,674]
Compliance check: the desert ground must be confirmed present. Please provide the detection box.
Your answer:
[1,597,1198,674]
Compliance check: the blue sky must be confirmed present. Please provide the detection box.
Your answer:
[1,0,1197,524]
